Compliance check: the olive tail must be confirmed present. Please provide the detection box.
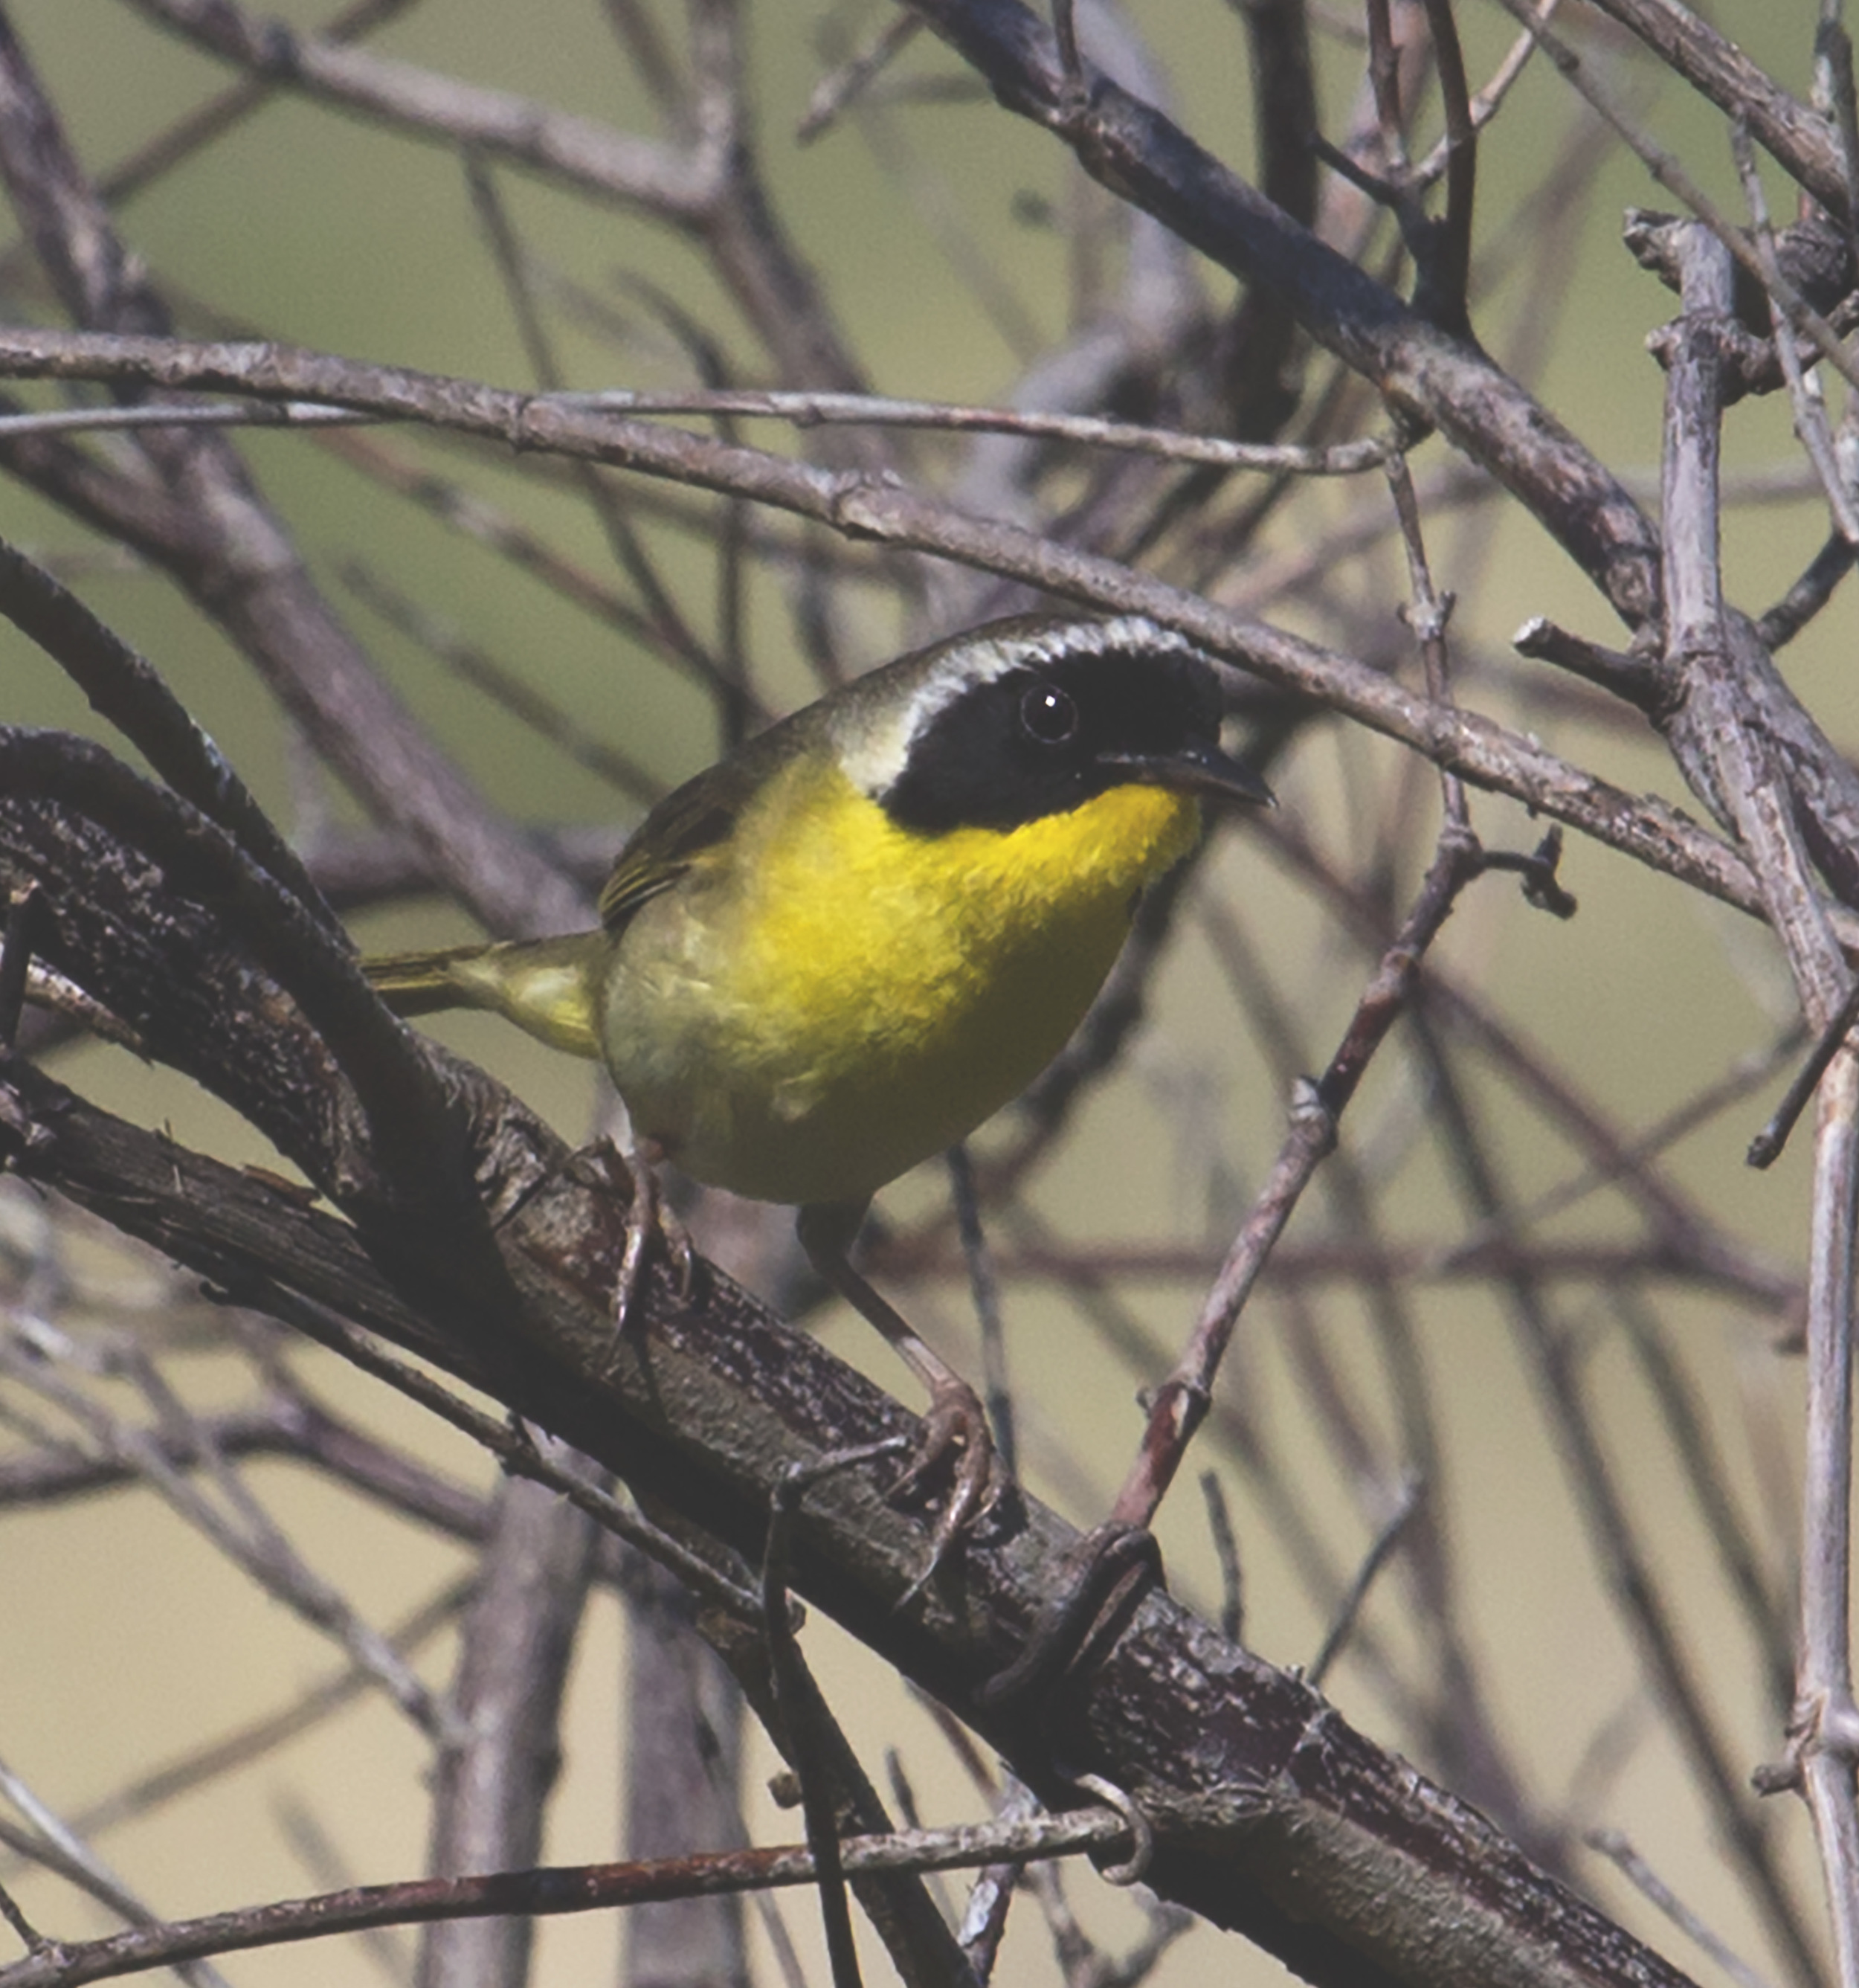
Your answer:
[364,944,499,1015]
[363,934,605,1060]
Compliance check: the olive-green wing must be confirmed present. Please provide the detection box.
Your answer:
[598,752,762,934]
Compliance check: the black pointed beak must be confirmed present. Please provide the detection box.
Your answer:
[1101,742,1275,808]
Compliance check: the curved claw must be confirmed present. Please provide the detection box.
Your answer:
[977,1524,1164,1709]
[610,1142,695,1337]
[895,1374,1008,1606]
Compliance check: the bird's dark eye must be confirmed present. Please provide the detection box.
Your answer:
[1019,683,1078,745]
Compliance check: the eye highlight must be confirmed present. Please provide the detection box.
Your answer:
[1019,683,1079,745]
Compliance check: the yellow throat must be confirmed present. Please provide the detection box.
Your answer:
[596,756,1202,1208]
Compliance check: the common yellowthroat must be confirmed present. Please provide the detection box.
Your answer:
[365,613,1270,1566]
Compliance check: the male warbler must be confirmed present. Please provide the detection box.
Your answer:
[367,614,1270,1566]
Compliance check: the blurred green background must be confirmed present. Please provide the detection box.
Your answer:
[1,3,1852,1984]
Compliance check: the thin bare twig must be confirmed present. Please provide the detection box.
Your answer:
[1109,816,1544,1531]
[1306,1475,1423,1690]
[568,387,1396,473]
[0,1811,1133,1988]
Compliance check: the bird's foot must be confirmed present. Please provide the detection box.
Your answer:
[894,1372,1011,1606]
[616,1147,695,1330]
[977,1523,1164,1710]
[793,1203,1010,1603]
[573,1137,695,1334]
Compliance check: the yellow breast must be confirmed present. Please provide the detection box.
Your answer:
[598,759,1200,1207]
